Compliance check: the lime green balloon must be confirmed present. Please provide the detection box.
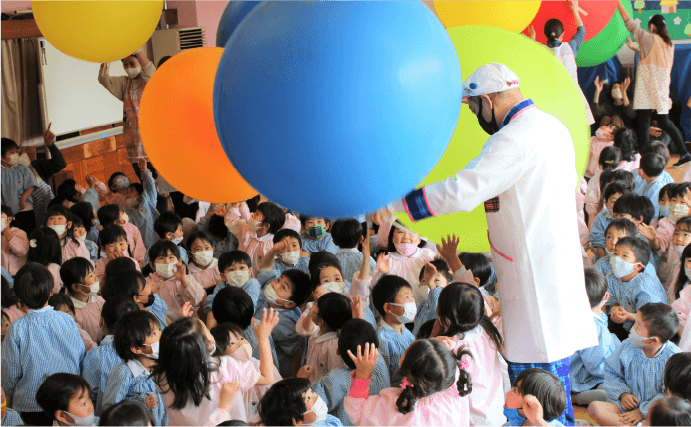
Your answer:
[396,26,591,253]
[576,0,633,67]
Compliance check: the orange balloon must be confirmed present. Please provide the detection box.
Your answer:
[139,48,256,203]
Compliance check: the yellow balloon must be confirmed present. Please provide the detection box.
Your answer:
[433,1,541,33]
[33,1,163,63]
[397,26,590,253]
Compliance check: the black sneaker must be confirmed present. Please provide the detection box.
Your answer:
[674,154,691,167]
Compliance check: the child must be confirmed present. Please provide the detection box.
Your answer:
[48,293,97,351]
[597,219,657,280]
[102,269,168,330]
[152,211,188,264]
[147,240,204,321]
[589,180,631,260]
[636,153,674,218]
[635,141,673,198]
[152,312,278,425]
[186,230,222,292]
[1,387,23,427]
[613,127,641,171]
[300,216,339,255]
[225,201,285,277]
[585,147,624,220]
[332,219,376,282]
[663,352,691,401]
[1,276,24,324]
[671,249,691,336]
[0,311,9,343]
[0,263,84,425]
[82,296,139,416]
[504,368,567,426]
[570,268,621,406]
[211,322,282,424]
[268,229,310,275]
[36,373,98,426]
[71,215,99,264]
[98,204,146,268]
[651,183,675,228]
[661,218,691,294]
[1,205,28,275]
[125,159,159,249]
[612,193,655,227]
[1,138,37,233]
[46,205,91,265]
[589,303,681,426]
[607,236,667,340]
[371,275,416,383]
[645,396,691,426]
[26,226,63,293]
[258,378,340,426]
[434,282,507,426]
[344,339,471,426]
[205,251,260,318]
[95,224,140,285]
[70,201,99,246]
[198,205,238,258]
[585,124,618,180]
[97,399,154,426]
[297,292,352,383]
[61,257,105,342]
[412,260,452,338]
[103,310,168,426]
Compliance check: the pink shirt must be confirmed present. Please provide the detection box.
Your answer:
[47,263,63,294]
[371,248,437,303]
[70,295,105,342]
[618,153,641,172]
[656,218,677,287]
[227,224,275,278]
[61,239,92,266]
[160,356,260,425]
[656,217,676,253]
[447,325,507,426]
[3,305,25,323]
[577,178,587,225]
[666,263,681,300]
[244,358,281,424]
[672,285,691,335]
[683,166,691,184]
[585,137,614,179]
[283,213,301,234]
[304,331,347,383]
[585,160,638,216]
[188,257,222,290]
[149,274,204,321]
[122,222,146,267]
[344,377,470,426]
[93,180,127,212]
[79,325,97,352]
[94,254,141,285]
[679,306,691,352]
[1,227,28,275]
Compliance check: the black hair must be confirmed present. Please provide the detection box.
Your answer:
[672,182,691,200]
[543,18,564,42]
[48,293,75,315]
[218,251,251,273]
[605,218,638,241]
[641,153,666,178]
[639,302,680,343]
[299,214,329,227]
[152,317,215,409]
[613,127,638,162]
[603,180,632,204]
[46,205,79,245]
[613,194,654,225]
[27,226,63,267]
[157,56,172,68]
[282,269,311,306]
[98,204,122,226]
[13,262,54,309]
[673,244,691,301]
[1,204,13,220]
[649,396,691,426]
[387,220,427,253]
[659,182,676,203]
[599,169,635,207]
[212,286,254,329]
[331,219,363,249]
[57,179,81,203]
[98,399,155,426]
[101,295,139,333]
[1,137,19,158]
[70,214,85,232]
[437,283,504,352]
[185,229,214,252]
[102,270,146,301]
[258,378,311,426]
[210,322,246,357]
[256,202,286,234]
[70,202,96,234]
[272,228,302,245]
[207,214,229,240]
[105,256,138,281]
[154,211,183,239]
[315,292,352,332]
[338,318,379,369]
[371,275,413,317]
[128,182,143,198]
[308,252,345,292]
[649,14,673,47]
[664,352,691,400]
[599,146,622,171]
[396,340,472,415]
[417,258,453,287]
[148,240,181,264]
[113,310,160,361]
[1,276,19,308]
[676,216,691,234]
[1,309,9,324]
[60,257,95,296]
[457,253,491,287]
[36,373,91,421]
[216,421,250,427]
[99,224,128,249]
[415,318,437,339]
[641,140,671,165]
[583,267,607,308]
[514,369,566,422]
[107,172,128,191]
[616,235,651,267]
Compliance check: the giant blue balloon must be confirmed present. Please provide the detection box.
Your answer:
[215,1,262,48]
[213,2,462,218]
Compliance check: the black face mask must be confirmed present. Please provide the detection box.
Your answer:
[477,97,500,136]
[142,294,155,308]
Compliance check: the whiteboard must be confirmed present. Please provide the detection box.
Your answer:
[38,38,127,136]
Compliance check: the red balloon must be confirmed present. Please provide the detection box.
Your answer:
[524,1,617,44]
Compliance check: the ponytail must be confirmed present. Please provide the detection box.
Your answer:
[544,19,564,42]
[649,14,673,47]
[455,346,473,398]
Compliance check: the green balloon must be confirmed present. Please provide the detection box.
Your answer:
[576,0,633,67]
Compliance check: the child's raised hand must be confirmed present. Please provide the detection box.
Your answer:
[43,122,55,146]
[376,253,390,275]
[254,308,279,341]
[347,343,378,380]
[313,286,327,302]
[85,175,97,189]
[619,408,643,425]
[522,395,545,426]
[138,158,147,173]
[272,240,288,254]
[620,393,639,411]
[422,262,438,286]
[351,296,365,320]
[436,234,460,264]
[297,365,313,379]
[180,301,193,318]
[219,382,241,413]
[173,259,187,283]
[637,222,656,242]
[594,75,604,92]
[145,394,157,409]
[526,25,536,40]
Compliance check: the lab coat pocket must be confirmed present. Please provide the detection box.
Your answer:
[488,235,518,306]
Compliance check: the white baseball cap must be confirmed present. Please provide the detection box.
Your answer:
[462,63,520,104]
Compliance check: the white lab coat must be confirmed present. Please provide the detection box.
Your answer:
[394,104,598,363]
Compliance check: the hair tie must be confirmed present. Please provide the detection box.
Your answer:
[604,160,615,164]
[551,32,556,37]
[29,239,37,248]
[401,378,414,390]
[460,359,470,370]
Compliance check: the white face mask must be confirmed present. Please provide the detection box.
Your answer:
[226,270,250,288]
[672,204,690,220]
[6,153,19,167]
[194,250,214,266]
[319,281,345,295]
[125,66,141,79]
[63,410,96,427]
[595,128,610,141]
[280,251,301,265]
[418,284,430,298]
[685,267,691,283]
[171,235,183,246]
[610,256,641,279]
[388,301,417,324]
[612,88,624,100]
[81,281,100,297]
[126,197,139,209]
[264,283,290,307]
[629,327,655,349]
[1,218,6,231]
[48,224,67,236]
[75,234,87,242]
[303,396,328,426]
[155,261,177,279]
[249,217,262,231]
[229,342,253,362]
[143,340,160,359]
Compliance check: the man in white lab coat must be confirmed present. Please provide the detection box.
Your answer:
[387,63,598,425]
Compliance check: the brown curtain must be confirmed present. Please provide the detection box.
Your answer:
[1,37,42,146]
